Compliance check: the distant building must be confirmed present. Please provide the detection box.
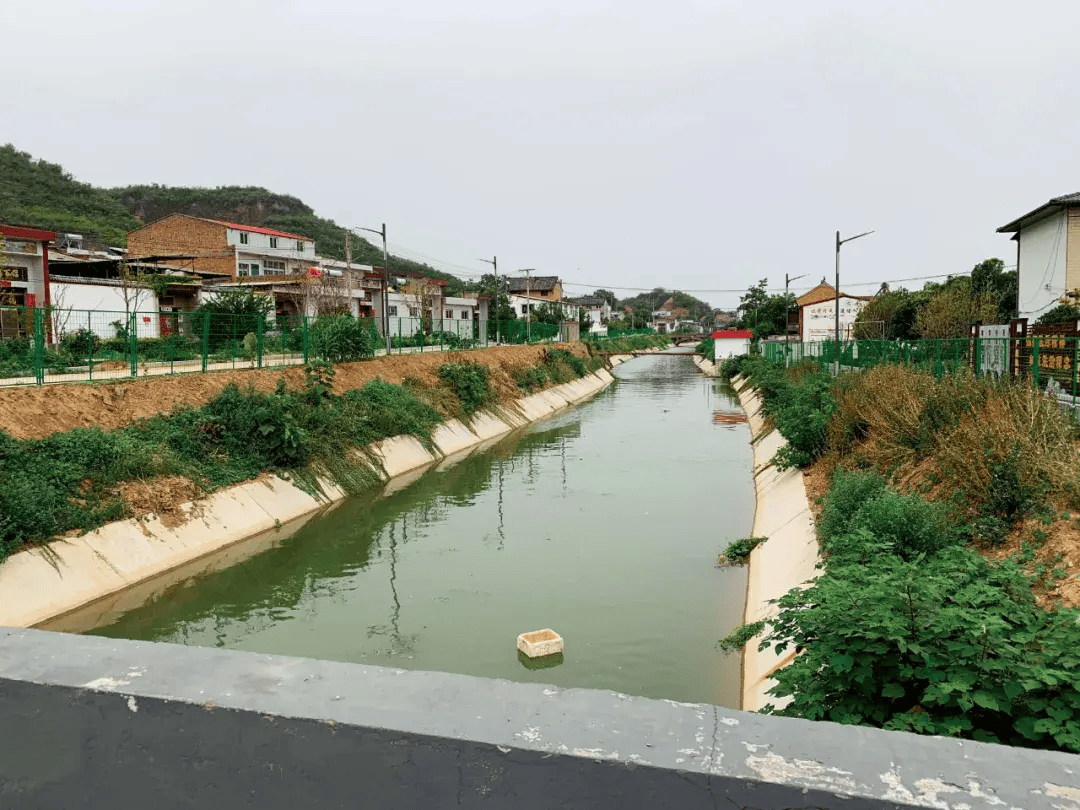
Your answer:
[711,329,753,360]
[795,280,870,342]
[997,192,1080,321]
[505,275,563,301]
[0,224,54,311]
[575,296,612,334]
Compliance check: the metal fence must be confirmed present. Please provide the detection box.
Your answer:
[0,306,562,387]
[762,333,1080,408]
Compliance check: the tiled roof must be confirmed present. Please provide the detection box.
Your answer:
[506,276,559,292]
[998,192,1080,233]
[796,282,869,307]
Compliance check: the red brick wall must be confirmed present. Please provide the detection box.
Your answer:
[128,214,236,278]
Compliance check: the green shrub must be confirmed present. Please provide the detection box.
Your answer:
[819,469,959,561]
[310,315,374,363]
[60,328,100,358]
[718,620,766,652]
[438,362,494,415]
[513,365,548,392]
[720,536,766,565]
[761,543,1080,753]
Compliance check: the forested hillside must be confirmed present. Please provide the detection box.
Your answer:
[0,144,141,245]
[0,144,457,287]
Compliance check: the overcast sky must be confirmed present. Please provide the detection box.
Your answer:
[8,0,1080,308]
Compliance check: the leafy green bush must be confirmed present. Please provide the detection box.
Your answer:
[819,470,959,561]
[513,365,548,392]
[60,328,100,358]
[762,541,1080,753]
[310,315,374,363]
[720,536,766,565]
[438,362,494,415]
[717,353,750,379]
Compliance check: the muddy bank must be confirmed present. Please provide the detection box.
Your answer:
[0,343,587,440]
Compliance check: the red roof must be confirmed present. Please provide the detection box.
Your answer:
[209,219,310,241]
[712,329,753,339]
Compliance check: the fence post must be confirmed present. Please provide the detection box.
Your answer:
[87,309,95,382]
[1032,337,1040,389]
[129,312,139,378]
[302,316,310,364]
[1072,337,1078,412]
[398,319,402,354]
[256,316,264,369]
[934,340,942,379]
[973,332,982,377]
[32,307,45,385]
[201,312,210,372]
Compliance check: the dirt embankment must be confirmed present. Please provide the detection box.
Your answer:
[0,343,587,441]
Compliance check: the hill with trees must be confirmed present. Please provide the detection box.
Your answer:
[0,144,459,289]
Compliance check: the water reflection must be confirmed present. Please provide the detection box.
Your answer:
[79,355,755,707]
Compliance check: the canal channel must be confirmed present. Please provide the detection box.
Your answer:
[68,353,755,708]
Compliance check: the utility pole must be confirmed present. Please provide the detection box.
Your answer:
[785,272,808,347]
[834,229,874,374]
[478,256,498,344]
[356,223,391,354]
[525,268,531,342]
[345,230,351,267]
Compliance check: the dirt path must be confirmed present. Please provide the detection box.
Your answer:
[0,343,585,440]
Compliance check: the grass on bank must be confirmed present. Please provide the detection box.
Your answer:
[583,334,671,355]
[718,354,1080,755]
[0,351,604,562]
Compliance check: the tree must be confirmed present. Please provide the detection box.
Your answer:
[533,301,567,325]
[970,258,1017,323]
[733,279,795,339]
[852,289,927,340]
[915,277,997,339]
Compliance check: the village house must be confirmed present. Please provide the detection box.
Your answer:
[711,329,753,359]
[509,293,581,323]
[0,224,53,309]
[997,192,1080,321]
[650,296,691,333]
[575,296,612,334]
[127,213,317,280]
[505,275,563,301]
[795,280,870,342]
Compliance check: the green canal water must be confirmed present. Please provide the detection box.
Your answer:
[81,353,755,707]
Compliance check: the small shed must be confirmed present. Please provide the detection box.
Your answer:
[711,329,753,360]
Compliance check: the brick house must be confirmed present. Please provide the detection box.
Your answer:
[127,214,316,280]
[505,275,562,301]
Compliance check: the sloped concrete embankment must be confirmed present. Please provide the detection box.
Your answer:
[692,355,718,376]
[0,367,623,629]
[731,373,819,711]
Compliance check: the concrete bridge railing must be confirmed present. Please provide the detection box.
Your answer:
[1,627,1077,809]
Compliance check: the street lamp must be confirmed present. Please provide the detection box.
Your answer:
[477,257,498,344]
[785,272,808,363]
[834,229,874,373]
[355,223,392,355]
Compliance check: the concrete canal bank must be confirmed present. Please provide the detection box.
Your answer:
[0,365,630,629]
[730,373,819,712]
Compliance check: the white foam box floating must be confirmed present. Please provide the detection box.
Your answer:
[517,629,564,658]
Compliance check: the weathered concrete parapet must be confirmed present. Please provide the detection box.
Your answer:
[1,628,1077,809]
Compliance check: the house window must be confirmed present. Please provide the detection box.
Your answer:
[409,307,419,317]
[239,232,249,245]
[296,240,304,252]
[388,306,398,316]
[265,260,286,272]
[460,310,468,319]
[445,310,453,319]
[269,237,278,249]
[238,263,249,276]
[521,304,529,314]
[249,263,260,277]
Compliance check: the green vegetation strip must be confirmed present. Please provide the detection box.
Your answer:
[719,354,1080,755]
[0,352,603,562]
